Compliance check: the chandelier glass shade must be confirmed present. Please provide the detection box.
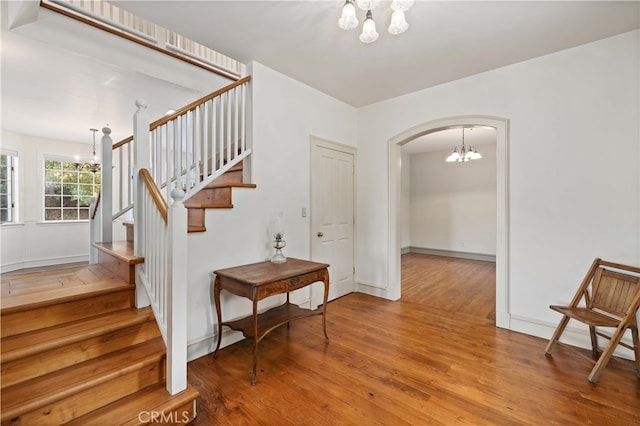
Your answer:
[359,10,379,43]
[338,0,358,30]
[388,10,408,35]
[445,128,482,163]
[338,0,413,42]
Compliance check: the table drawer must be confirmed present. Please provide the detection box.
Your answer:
[257,269,326,299]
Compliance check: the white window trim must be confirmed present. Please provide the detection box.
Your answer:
[1,149,19,225]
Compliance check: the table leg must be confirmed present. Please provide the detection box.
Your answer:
[321,268,330,343]
[252,298,259,385]
[213,276,223,358]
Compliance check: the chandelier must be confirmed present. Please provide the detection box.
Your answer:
[338,0,414,43]
[74,128,101,173]
[445,128,482,163]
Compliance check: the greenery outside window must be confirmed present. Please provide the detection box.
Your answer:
[44,158,101,221]
[1,151,18,224]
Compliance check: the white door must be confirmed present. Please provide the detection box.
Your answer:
[310,137,355,308]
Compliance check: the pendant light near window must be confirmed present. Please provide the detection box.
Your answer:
[445,128,482,163]
[74,128,101,173]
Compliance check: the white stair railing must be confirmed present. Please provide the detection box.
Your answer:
[110,75,251,215]
[91,76,251,394]
[130,77,250,395]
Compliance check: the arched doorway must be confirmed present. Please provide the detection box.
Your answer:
[388,115,511,329]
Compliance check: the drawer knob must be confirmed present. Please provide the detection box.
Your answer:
[290,277,301,284]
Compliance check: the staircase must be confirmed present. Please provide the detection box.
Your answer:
[0,151,255,426]
[0,263,199,425]
[184,161,256,233]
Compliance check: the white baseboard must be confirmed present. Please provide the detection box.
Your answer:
[0,255,89,273]
[187,328,245,362]
[509,314,634,361]
[356,280,400,301]
[408,247,496,263]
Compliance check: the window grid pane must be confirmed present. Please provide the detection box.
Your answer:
[43,157,100,222]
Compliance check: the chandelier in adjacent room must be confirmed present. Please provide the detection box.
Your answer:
[338,0,414,43]
[445,128,482,163]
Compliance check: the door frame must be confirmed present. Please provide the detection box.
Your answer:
[388,115,511,329]
[309,135,357,307]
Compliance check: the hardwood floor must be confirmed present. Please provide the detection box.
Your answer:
[188,253,640,425]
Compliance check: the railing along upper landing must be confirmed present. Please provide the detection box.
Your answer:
[109,75,251,219]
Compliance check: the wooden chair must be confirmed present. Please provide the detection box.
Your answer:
[545,258,640,383]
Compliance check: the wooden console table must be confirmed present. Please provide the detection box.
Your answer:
[213,258,330,384]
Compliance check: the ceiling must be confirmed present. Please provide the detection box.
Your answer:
[1,1,639,148]
[112,0,640,107]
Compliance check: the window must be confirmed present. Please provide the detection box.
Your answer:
[44,158,101,221]
[0,151,18,224]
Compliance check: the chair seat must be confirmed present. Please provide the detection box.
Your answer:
[550,305,621,328]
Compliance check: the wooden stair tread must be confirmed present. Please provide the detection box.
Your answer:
[187,225,207,233]
[184,203,234,209]
[66,384,200,425]
[1,265,133,313]
[1,307,155,363]
[93,241,144,264]
[0,337,166,421]
[205,182,256,189]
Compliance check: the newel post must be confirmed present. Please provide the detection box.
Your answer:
[133,99,151,308]
[133,99,150,259]
[167,188,188,394]
[100,126,113,243]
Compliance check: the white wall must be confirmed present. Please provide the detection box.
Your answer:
[0,131,94,270]
[356,30,639,341]
[185,61,357,359]
[409,144,497,255]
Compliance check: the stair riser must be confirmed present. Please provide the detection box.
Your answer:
[1,289,134,338]
[186,187,232,206]
[1,359,166,425]
[1,320,161,389]
[209,169,243,186]
[97,250,137,284]
[187,209,205,230]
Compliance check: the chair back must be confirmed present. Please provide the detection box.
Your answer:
[590,267,640,319]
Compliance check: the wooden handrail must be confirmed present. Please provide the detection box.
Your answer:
[139,168,168,223]
[113,135,133,150]
[150,75,251,130]
[90,191,101,220]
[111,76,251,150]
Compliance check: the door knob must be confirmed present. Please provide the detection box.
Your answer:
[317,232,324,237]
